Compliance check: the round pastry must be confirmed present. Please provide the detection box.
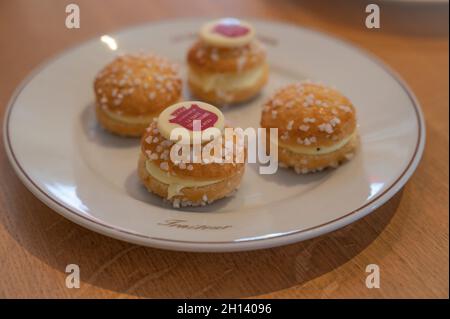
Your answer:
[260,81,359,173]
[138,101,246,207]
[94,53,182,137]
[187,18,268,106]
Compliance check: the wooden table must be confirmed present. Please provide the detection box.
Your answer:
[0,0,448,298]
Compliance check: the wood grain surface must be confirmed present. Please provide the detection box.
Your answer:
[0,0,448,298]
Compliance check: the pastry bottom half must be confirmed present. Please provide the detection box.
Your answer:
[96,104,156,137]
[277,133,360,174]
[137,154,244,207]
[187,65,269,106]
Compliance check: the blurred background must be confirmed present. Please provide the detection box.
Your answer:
[1,0,448,121]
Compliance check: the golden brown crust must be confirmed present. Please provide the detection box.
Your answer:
[187,40,266,73]
[277,133,360,173]
[260,82,357,148]
[138,153,244,206]
[95,104,157,137]
[94,53,182,118]
[140,120,245,180]
[187,63,269,105]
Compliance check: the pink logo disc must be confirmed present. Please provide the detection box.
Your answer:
[213,23,249,38]
[169,104,218,131]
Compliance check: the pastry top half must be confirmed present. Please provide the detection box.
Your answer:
[261,82,357,150]
[187,40,266,73]
[187,18,266,73]
[94,53,182,117]
[141,120,245,181]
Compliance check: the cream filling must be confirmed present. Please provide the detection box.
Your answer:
[188,65,265,92]
[276,132,356,155]
[145,160,223,199]
[103,108,155,125]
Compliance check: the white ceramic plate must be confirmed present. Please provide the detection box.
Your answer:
[4,18,425,252]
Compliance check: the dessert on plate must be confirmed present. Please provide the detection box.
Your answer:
[260,81,359,173]
[187,18,268,105]
[138,101,246,207]
[94,53,182,137]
